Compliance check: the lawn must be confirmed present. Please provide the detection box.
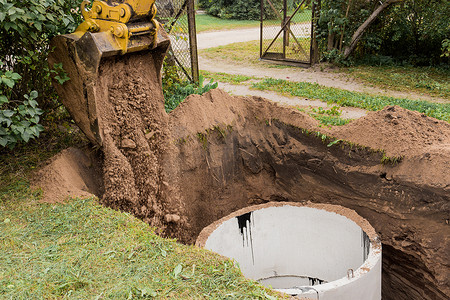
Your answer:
[196,14,260,32]
[343,65,450,100]
[0,130,283,299]
[195,9,312,32]
[0,192,281,299]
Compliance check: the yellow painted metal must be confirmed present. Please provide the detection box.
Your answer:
[73,0,159,54]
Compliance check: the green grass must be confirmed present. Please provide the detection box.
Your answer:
[343,65,450,100]
[200,40,261,64]
[199,37,448,101]
[306,106,352,127]
[200,39,310,65]
[0,126,284,299]
[251,78,450,122]
[0,181,283,299]
[196,14,260,32]
[201,70,257,85]
[196,10,311,33]
[311,114,351,126]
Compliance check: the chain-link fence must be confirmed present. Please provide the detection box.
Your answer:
[156,0,199,82]
[260,0,317,65]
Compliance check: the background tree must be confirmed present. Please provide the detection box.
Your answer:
[198,0,280,20]
[316,0,449,64]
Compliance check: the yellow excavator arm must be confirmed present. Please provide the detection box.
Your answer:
[74,0,160,55]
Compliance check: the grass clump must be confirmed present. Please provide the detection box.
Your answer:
[200,40,261,64]
[201,71,257,85]
[344,64,450,99]
[252,78,450,122]
[0,186,283,299]
[195,14,260,32]
[298,106,351,127]
[164,75,218,113]
[311,114,351,127]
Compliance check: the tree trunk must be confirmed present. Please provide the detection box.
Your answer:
[343,0,403,59]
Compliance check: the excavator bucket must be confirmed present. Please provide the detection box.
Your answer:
[48,0,170,146]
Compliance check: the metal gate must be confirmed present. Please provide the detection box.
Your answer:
[260,0,318,66]
[156,0,199,83]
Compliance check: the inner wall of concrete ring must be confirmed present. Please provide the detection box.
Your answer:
[200,205,382,300]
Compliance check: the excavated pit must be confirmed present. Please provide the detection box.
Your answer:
[38,52,450,299]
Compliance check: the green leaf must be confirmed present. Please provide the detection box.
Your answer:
[0,136,9,147]
[1,78,15,88]
[29,90,38,99]
[8,7,16,16]
[35,6,45,14]
[20,120,31,128]
[62,17,70,26]
[29,99,38,108]
[30,115,40,124]
[34,22,42,31]
[10,73,21,80]
[0,95,8,104]
[327,139,343,147]
[12,124,24,134]
[173,264,182,278]
[2,110,14,118]
[0,12,5,22]
[21,130,31,142]
[35,124,44,132]
[0,115,12,127]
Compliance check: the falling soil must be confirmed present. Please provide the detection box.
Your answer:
[36,51,449,299]
[90,53,186,237]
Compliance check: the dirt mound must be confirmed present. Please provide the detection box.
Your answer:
[32,147,102,203]
[332,105,450,157]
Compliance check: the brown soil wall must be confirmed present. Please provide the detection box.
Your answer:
[167,90,449,299]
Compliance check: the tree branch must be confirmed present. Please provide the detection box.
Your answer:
[343,0,403,59]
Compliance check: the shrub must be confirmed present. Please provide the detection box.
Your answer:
[198,0,280,20]
[0,65,43,148]
[0,0,79,148]
[163,75,218,112]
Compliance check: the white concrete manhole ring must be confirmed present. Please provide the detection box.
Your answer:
[196,202,382,300]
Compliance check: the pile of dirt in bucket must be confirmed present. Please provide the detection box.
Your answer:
[32,53,449,299]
